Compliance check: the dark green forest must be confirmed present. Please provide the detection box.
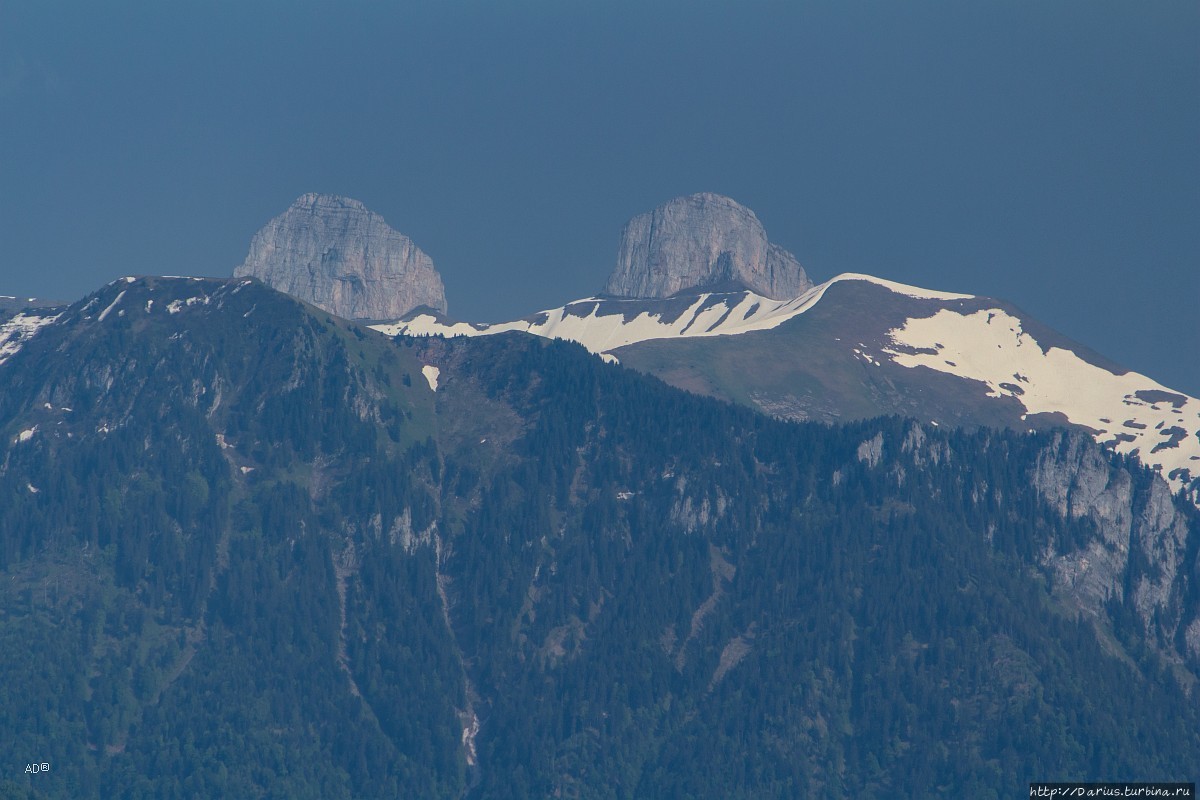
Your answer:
[0,278,1196,798]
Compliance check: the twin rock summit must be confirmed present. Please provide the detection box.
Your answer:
[235,192,812,320]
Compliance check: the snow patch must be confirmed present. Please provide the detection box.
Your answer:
[0,312,59,366]
[166,295,209,315]
[16,426,37,443]
[884,308,1200,499]
[834,273,972,301]
[421,365,440,392]
[97,290,126,321]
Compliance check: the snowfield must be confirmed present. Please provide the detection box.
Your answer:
[883,308,1200,499]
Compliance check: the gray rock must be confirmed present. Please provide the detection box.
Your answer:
[1034,431,1198,662]
[605,193,811,300]
[1034,432,1134,616]
[856,432,885,468]
[235,194,447,319]
[1129,477,1191,641]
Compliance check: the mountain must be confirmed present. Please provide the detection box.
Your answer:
[234,193,448,319]
[605,193,811,300]
[2,275,1200,797]
[231,192,1197,507]
[1,295,61,314]
[379,273,1200,506]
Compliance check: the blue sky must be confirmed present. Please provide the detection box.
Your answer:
[2,1,1197,394]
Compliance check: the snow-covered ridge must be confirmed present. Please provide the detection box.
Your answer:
[0,312,60,367]
[373,271,1197,503]
[372,273,971,356]
[884,308,1200,501]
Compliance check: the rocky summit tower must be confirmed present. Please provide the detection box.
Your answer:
[235,193,447,320]
[605,193,811,300]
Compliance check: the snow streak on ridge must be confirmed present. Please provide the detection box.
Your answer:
[371,273,971,356]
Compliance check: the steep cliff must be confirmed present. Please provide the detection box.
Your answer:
[605,193,811,300]
[235,193,447,319]
[1033,431,1200,663]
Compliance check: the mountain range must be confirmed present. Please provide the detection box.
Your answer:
[371,196,1199,508]
[1,195,1197,797]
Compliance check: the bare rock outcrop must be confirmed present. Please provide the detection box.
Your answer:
[1034,431,1197,660]
[605,193,811,300]
[235,194,447,319]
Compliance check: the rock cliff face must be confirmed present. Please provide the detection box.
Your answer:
[605,193,811,300]
[1034,431,1199,661]
[235,194,447,319]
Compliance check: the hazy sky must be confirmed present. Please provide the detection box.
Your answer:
[2,1,1197,394]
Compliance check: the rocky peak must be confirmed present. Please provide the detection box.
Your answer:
[235,193,447,319]
[605,193,811,300]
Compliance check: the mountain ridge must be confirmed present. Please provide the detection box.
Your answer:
[6,266,1196,505]
[2,275,1199,796]
[375,273,1200,505]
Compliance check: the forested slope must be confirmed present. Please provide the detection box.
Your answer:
[0,278,1196,798]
